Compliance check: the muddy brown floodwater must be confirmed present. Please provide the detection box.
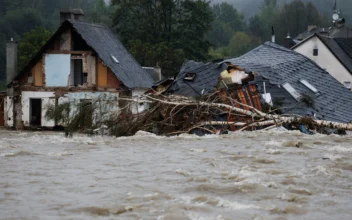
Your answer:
[0,129,352,220]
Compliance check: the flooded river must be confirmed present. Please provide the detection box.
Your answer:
[0,129,352,220]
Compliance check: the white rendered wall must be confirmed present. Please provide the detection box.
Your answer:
[294,36,352,88]
[58,92,119,126]
[131,89,148,114]
[21,91,55,127]
[5,97,13,127]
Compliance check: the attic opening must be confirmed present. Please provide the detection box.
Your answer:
[72,30,92,51]
[73,59,87,86]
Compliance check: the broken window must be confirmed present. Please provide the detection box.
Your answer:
[299,79,318,93]
[45,54,71,86]
[184,72,196,81]
[282,83,302,101]
[73,59,87,86]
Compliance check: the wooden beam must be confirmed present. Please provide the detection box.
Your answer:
[46,50,93,55]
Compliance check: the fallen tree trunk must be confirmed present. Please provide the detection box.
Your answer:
[144,95,352,132]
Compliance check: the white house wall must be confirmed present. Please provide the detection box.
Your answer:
[294,36,352,88]
[131,89,148,114]
[21,91,55,127]
[5,97,13,127]
[58,92,120,126]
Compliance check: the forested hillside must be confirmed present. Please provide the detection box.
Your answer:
[212,0,351,23]
[0,0,350,90]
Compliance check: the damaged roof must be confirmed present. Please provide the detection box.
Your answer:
[224,42,352,123]
[12,19,153,88]
[69,20,153,88]
[166,60,228,97]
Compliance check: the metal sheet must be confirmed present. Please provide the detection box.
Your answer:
[45,54,71,86]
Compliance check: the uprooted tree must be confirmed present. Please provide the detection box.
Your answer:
[45,92,352,137]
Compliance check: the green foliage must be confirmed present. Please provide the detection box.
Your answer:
[111,0,213,77]
[18,27,52,70]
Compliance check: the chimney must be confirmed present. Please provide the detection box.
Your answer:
[60,8,85,23]
[153,65,162,81]
[271,26,275,43]
[283,33,296,49]
[6,38,18,85]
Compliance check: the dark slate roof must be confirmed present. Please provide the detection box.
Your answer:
[295,26,352,41]
[319,36,352,74]
[166,60,227,97]
[223,42,352,123]
[69,20,153,88]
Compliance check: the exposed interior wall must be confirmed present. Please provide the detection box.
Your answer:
[33,59,43,86]
[97,60,107,87]
[107,69,120,88]
[21,91,55,127]
[294,36,352,89]
[60,29,72,51]
[85,55,96,86]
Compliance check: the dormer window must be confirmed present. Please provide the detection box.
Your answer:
[184,72,196,81]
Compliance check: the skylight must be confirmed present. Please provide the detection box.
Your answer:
[111,55,119,64]
[299,79,318,93]
[282,83,302,101]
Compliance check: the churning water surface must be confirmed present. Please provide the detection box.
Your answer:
[0,129,352,220]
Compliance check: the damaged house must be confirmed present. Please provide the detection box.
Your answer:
[4,9,153,129]
[167,42,352,125]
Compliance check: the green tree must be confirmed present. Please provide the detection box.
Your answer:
[207,2,245,48]
[18,27,52,70]
[111,0,213,76]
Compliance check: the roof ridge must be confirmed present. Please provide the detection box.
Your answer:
[68,19,108,29]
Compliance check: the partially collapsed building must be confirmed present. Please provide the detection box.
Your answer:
[4,9,153,129]
[167,42,352,124]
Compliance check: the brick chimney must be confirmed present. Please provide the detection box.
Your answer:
[6,38,18,85]
[60,8,85,23]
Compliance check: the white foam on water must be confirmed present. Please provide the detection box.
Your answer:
[265,148,283,155]
[175,168,191,177]
[329,145,352,153]
[48,151,74,157]
[264,140,282,147]
[216,198,258,210]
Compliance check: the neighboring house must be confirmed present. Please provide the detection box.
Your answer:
[168,42,352,124]
[292,33,352,90]
[5,9,153,129]
[295,25,352,42]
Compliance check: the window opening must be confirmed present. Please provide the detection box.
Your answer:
[184,72,196,81]
[299,79,319,93]
[282,83,302,101]
[313,48,318,56]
